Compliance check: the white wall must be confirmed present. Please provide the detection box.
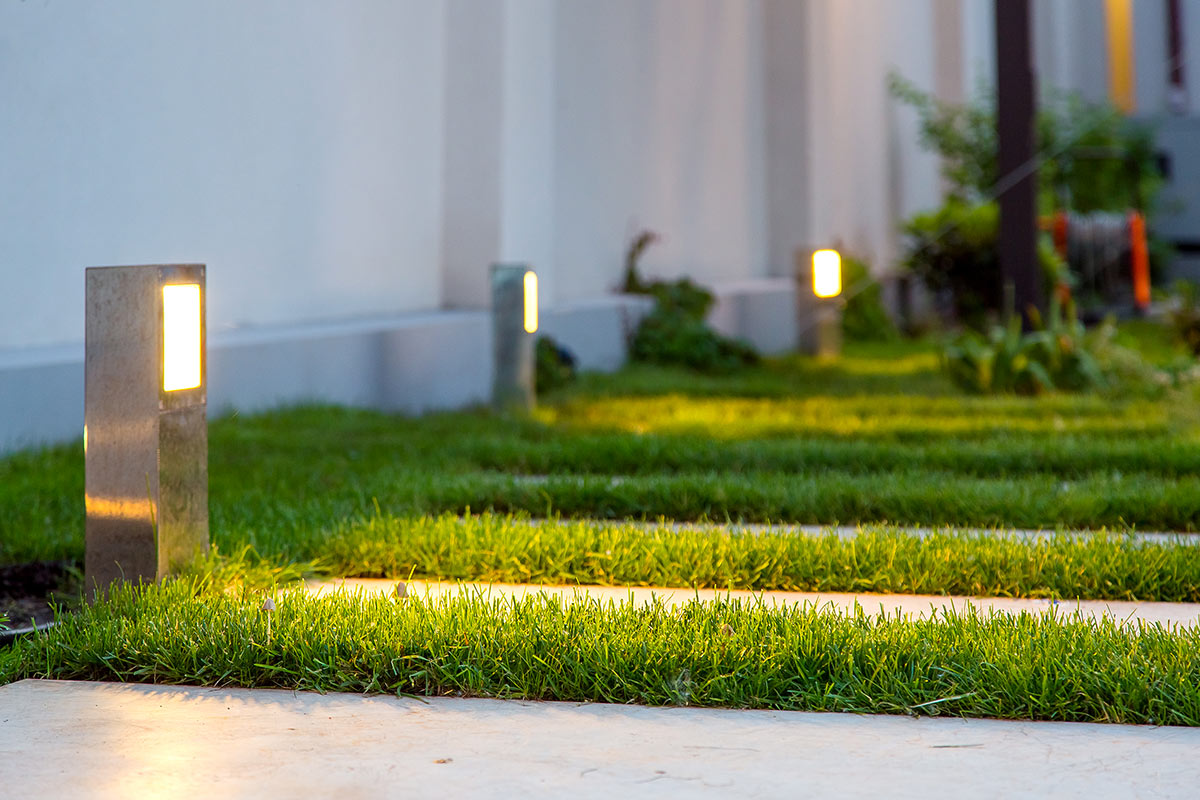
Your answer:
[0,0,445,351]
[803,0,942,273]
[551,0,769,299]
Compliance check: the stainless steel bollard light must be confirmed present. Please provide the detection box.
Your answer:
[84,264,209,591]
[491,264,537,412]
[796,248,843,359]
[811,249,843,359]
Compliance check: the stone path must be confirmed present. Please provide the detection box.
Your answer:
[1,679,1197,799]
[307,578,1200,629]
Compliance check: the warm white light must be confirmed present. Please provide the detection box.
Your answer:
[813,250,842,298]
[163,284,202,391]
[523,271,538,333]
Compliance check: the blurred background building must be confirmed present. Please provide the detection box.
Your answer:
[2,0,1197,450]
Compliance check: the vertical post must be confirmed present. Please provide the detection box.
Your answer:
[795,248,843,359]
[85,264,209,592]
[995,0,1043,326]
[1166,0,1187,112]
[491,264,536,412]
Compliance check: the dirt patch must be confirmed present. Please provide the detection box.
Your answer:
[0,561,74,629]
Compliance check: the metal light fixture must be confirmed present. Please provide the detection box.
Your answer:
[491,264,537,411]
[84,264,209,591]
[793,248,844,360]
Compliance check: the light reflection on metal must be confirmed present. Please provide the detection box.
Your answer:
[85,264,209,592]
[813,249,842,298]
[523,271,539,333]
[491,264,536,412]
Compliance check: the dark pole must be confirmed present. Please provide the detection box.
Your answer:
[994,0,1042,325]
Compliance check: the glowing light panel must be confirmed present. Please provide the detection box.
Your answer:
[813,250,842,298]
[523,271,539,333]
[162,284,202,391]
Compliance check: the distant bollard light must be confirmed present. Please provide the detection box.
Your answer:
[85,264,209,592]
[491,264,537,412]
[812,249,842,299]
[523,270,539,334]
[794,248,843,359]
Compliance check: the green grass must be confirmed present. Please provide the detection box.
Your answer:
[3,336,1198,570]
[3,580,1197,726]
[318,515,1200,602]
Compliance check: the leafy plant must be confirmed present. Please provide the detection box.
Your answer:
[621,230,759,372]
[889,74,1162,214]
[943,297,1104,394]
[840,255,898,341]
[902,199,1067,328]
[535,336,577,394]
[621,230,660,293]
[630,308,758,372]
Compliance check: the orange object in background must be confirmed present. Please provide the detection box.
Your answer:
[1130,211,1150,311]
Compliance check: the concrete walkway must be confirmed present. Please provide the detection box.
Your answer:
[307,578,1200,629]
[581,517,1200,546]
[1,679,1197,799]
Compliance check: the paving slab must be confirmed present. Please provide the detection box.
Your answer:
[308,578,1200,629]
[558,516,1200,546]
[1,679,1197,799]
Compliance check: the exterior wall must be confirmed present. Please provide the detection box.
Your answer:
[551,0,769,298]
[803,0,942,273]
[0,1,446,351]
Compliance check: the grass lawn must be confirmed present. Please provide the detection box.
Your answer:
[2,580,1198,726]
[4,339,1199,573]
[4,334,1200,722]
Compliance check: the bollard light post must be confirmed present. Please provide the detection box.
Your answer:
[795,249,843,359]
[84,264,209,592]
[811,249,843,359]
[491,264,537,412]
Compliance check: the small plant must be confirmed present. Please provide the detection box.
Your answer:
[621,230,759,372]
[840,255,897,341]
[0,612,8,631]
[535,336,577,394]
[942,297,1104,395]
[621,230,660,293]
[1168,281,1200,357]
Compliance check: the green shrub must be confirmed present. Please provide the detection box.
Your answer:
[840,255,898,341]
[943,299,1104,394]
[889,74,1162,214]
[535,336,577,394]
[630,306,759,372]
[622,230,760,372]
[903,199,1070,329]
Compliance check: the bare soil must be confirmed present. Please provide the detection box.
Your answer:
[0,561,72,629]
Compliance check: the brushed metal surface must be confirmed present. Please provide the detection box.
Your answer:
[84,264,208,591]
[491,264,535,412]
